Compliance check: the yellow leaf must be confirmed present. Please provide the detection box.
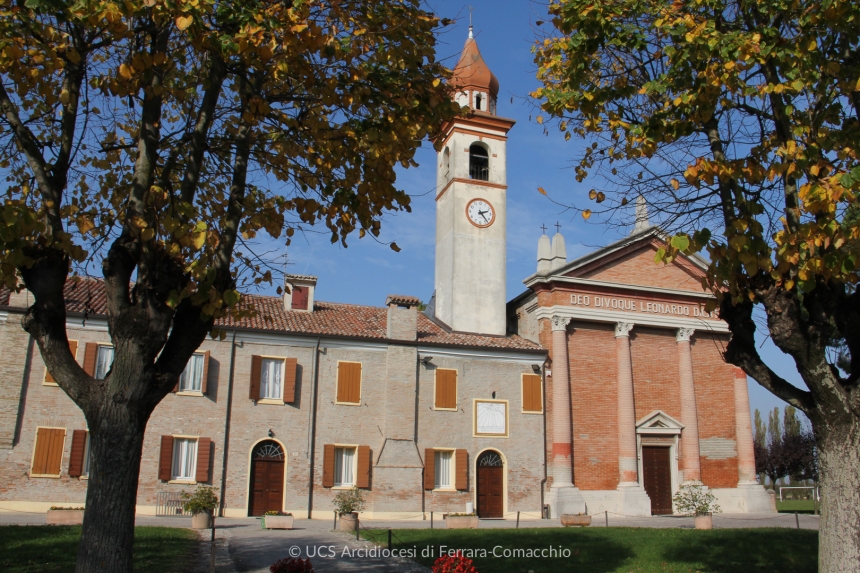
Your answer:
[192,232,205,250]
[432,78,441,87]
[582,209,591,220]
[291,24,308,33]
[176,15,193,31]
[390,242,401,252]
[118,63,132,80]
[670,178,680,190]
[141,228,155,241]
[536,116,544,124]
[538,186,547,195]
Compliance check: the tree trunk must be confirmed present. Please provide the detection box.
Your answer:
[818,418,860,573]
[75,398,148,572]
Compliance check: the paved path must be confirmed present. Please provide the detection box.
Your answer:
[0,511,819,572]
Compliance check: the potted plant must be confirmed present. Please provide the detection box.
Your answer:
[262,510,294,530]
[673,483,721,529]
[560,512,591,527]
[181,486,219,529]
[333,487,365,532]
[444,511,479,529]
[46,506,85,525]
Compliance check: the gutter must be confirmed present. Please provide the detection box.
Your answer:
[218,330,238,517]
[306,337,321,519]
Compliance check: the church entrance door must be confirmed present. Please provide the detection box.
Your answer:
[476,450,504,518]
[248,441,285,516]
[642,446,673,515]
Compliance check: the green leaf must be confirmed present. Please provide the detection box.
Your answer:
[670,234,690,251]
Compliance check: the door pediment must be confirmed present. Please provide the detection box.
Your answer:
[636,410,684,435]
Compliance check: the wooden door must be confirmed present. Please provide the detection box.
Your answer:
[642,446,673,515]
[476,451,504,518]
[249,459,285,516]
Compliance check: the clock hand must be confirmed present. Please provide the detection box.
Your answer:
[478,210,489,222]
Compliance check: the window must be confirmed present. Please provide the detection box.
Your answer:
[171,438,198,481]
[179,353,205,392]
[434,368,457,410]
[336,361,362,405]
[44,340,78,384]
[95,346,114,380]
[522,374,543,413]
[82,433,91,477]
[475,92,483,111]
[30,427,66,477]
[474,400,508,437]
[260,358,284,400]
[443,147,450,180]
[334,447,355,487]
[434,450,453,489]
[469,143,489,181]
[291,286,309,310]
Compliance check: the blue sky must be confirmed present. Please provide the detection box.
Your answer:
[270,0,802,421]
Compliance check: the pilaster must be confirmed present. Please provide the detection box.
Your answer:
[676,328,701,483]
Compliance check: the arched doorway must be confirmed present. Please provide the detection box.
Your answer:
[248,441,285,516]
[476,450,504,518]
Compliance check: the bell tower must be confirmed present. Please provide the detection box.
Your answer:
[434,27,515,336]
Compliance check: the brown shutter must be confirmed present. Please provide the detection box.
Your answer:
[283,357,297,403]
[424,448,435,490]
[45,340,78,384]
[351,363,361,403]
[249,355,262,400]
[337,362,361,404]
[523,374,542,412]
[68,430,87,477]
[436,369,457,409]
[455,449,468,490]
[336,363,347,402]
[201,351,211,394]
[83,343,98,377]
[322,444,335,487]
[31,428,65,476]
[356,445,371,489]
[291,286,309,310]
[158,435,174,481]
[195,438,212,483]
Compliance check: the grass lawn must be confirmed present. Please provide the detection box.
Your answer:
[0,526,199,573]
[361,527,818,573]
[777,499,817,514]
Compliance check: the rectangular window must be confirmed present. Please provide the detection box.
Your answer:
[171,438,198,481]
[434,369,457,410]
[30,427,66,477]
[260,358,284,400]
[336,362,362,405]
[179,353,205,392]
[434,450,453,489]
[334,447,355,487]
[95,346,114,380]
[44,340,78,384]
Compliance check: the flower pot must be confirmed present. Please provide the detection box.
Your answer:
[263,515,294,530]
[46,509,84,525]
[445,515,479,529]
[694,515,713,530]
[339,512,358,532]
[560,515,591,527]
[191,511,213,529]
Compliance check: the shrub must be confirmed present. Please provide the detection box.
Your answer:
[263,511,292,516]
[673,483,721,516]
[49,506,85,511]
[180,486,219,515]
[332,487,365,515]
[269,557,314,573]
[433,554,477,573]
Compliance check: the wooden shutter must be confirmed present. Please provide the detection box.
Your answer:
[435,369,457,409]
[337,362,361,404]
[522,374,542,412]
[45,340,78,384]
[195,438,212,483]
[291,286,309,310]
[31,427,65,476]
[68,430,87,477]
[356,445,371,489]
[83,343,98,377]
[158,435,174,481]
[249,355,262,400]
[283,358,297,403]
[201,351,211,394]
[322,444,335,487]
[424,448,435,490]
[455,449,468,490]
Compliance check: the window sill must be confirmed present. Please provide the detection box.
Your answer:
[335,401,361,407]
[168,479,198,485]
[433,487,457,492]
[257,398,284,405]
[29,473,61,479]
[332,485,356,490]
[433,406,458,412]
[176,391,205,397]
[521,410,543,415]
[80,475,89,481]
[43,381,59,387]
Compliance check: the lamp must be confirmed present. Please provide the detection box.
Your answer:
[421,356,433,365]
[267,429,274,438]
[531,364,541,373]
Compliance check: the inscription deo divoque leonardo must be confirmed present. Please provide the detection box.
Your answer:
[569,294,717,318]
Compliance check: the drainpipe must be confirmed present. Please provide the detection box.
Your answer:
[218,330,238,517]
[306,337,321,519]
[540,359,548,518]
[13,334,35,446]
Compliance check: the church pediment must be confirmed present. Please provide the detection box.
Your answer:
[636,410,684,435]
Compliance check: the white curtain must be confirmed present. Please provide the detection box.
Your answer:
[435,451,452,489]
[335,447,354,486]
[261,358,283,399]
[180,354,204,392]
[172,438,197,480]
[95,346,114,380]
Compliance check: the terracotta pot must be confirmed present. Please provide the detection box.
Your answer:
[694,515,713,530]
[263,515,294,530]
[339,512,358,532]
[191,511,213,529]
[46,509,84,525]
[445,515,479,529]
[560,514,591,527]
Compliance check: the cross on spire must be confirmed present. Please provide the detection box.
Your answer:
[540,224,547,234]
[555,222,562,233]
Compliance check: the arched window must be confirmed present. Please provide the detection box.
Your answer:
[443,147,450,179]
[475,93,483,111]
[469,143,489,181]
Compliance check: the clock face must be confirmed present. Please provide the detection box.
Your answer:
[466,198,495,228]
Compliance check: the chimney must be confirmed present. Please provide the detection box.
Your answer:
[7,284,31,308]
[284,274,317,312]
[537,233,552,275]
[550,232,567,271]
[386,295,419,341]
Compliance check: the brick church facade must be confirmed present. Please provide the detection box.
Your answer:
[0,30,771,520]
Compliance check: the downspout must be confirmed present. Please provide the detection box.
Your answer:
[540,359,548,518]
[218,330,238,517]
[306,337,321,519]
[13,334,35,446]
